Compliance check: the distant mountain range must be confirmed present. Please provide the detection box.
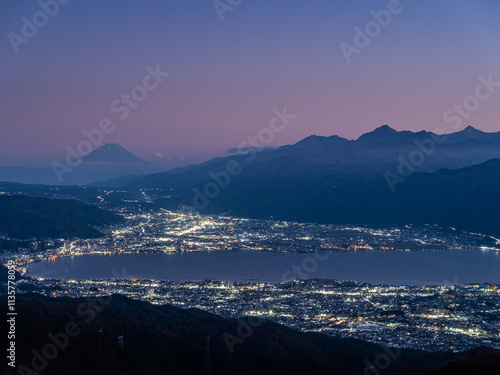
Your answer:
[81,143,147,164]
[129,125,500,189]
[0,195,122,240]
[1,293,496,375]
[106,125,500,235]
[3,126,500,187]
[0,143,149,186]
[2,126,500,235]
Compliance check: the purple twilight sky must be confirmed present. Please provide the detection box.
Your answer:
[1,0,500,167]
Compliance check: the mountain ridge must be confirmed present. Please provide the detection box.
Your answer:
[82,143,147,164]
[1,293,494,375]
[0,195,123,240]
[128,125,500,190]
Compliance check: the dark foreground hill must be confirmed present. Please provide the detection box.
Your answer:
[0,195,123,240]
[420,349,500,375]
[1,294,497,375]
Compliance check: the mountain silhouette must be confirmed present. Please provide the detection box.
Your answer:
[118,126,500,235]
[82,143,147,164]
[0,144,149,185]
[1,293,493,375]
[0,195,122,240]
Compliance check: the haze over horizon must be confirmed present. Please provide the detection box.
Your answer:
[2,2,500,372]
[1,0,500,167]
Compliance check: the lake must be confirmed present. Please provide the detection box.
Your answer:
[28,249,500,285]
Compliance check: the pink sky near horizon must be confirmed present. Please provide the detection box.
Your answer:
[1,0,499,167]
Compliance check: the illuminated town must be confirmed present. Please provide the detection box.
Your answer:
[1,188,499,354]
[2,205,499,270]
[18,277,500,352]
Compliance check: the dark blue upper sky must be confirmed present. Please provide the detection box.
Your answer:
[1,0,499,166]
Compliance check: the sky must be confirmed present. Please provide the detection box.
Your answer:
[1,0,500,167]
